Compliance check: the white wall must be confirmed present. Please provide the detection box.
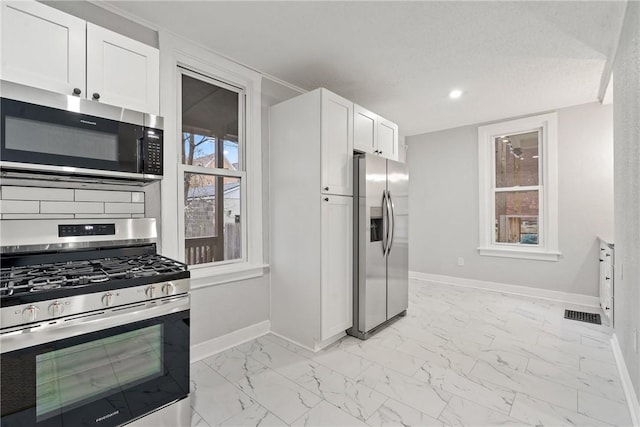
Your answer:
[612,0,640,400]
[407,102,613,296]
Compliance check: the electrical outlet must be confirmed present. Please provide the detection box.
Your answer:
[457,257,464,266]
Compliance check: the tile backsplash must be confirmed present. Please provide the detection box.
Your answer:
[0,186,145,219]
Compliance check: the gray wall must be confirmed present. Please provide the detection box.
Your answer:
[407,102,613,296]
[189,77,300,347]
[613,1,640,400]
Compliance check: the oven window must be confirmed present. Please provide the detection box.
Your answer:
[36,324,163,422]
[5,116,119,161]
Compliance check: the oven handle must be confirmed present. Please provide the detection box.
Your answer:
[0,294,189,354]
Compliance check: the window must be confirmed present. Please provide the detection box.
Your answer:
[158,31,263,284]
[478,113,560,261]
[179,71,244,266]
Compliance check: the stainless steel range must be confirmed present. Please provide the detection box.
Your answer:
[0,218,191,427]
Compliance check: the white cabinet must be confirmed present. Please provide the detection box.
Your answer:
[599,239,614,324]
[86,23,159,115]
[270,88,353,350]
[353,104,399,161]
[378,117,399,161]
[320,194,353,340]
[0,1,159,115]
[321,90,353,196]
[0,1,86,95]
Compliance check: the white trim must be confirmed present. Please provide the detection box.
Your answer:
[158,31,263,282]
[269,331,317,353]
[190,264,269,288]
[410,271,599,307]
[611,333,640,426]
[478,112,559,260]
[190,320,270,363]
[477,246,561,261]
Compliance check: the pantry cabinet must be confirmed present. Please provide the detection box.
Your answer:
[270,88,353,350]
[353,104,399,161]
[320,194,353,340]
[0,1,159,115]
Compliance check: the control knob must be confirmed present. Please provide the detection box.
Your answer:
[48,301,64,317]
[145,285,157,299]
[162,283,176,296]
[102,292,114,307]
[22,305,39,322]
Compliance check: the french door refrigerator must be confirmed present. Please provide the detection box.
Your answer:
[348,153,409,339]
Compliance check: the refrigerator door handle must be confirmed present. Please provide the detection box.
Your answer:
[382,190,389,255]
[387,190,395,255]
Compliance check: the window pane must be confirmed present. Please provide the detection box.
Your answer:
[495,190,539,244]
[495,131,539,187]
[182,74,239,170]
[184,173,241,265]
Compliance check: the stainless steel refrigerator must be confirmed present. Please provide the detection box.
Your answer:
[348,153,409,339]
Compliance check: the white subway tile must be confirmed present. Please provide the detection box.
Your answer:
[104,203,144,214]
[74,214,132,219]
[131,192,145,203]
[41,201,104,214]
[75,189,132,202]
[2,186,74,201]
[0,200,40,214]
[2,214,74,219]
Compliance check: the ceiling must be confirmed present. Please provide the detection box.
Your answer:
[102,1,627,138]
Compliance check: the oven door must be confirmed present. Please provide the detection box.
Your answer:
[0,296,189,427]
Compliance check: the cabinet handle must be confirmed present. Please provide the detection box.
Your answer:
[72,88,82,96]
[92,92,101,100]
[606,276,611,280]
[606,253,611,257]
[599,259,604,262]
[323,186,329,191]
[324,197,329,202]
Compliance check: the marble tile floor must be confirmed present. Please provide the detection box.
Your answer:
[190,280,632,426]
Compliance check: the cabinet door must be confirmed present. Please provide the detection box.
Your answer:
[320,194,353,340]
[354,104,377,154]
[321,89,353,196]
[86,23,159,115]
[0,1,85,96]
[378,118,399,161]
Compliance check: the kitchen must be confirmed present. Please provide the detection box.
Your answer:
[0,1,638,426]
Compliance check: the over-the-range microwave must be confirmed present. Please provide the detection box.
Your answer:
[0,80,163,182]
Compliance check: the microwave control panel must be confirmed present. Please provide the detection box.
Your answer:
[143,128,163,175]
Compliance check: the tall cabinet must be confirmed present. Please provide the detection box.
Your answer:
[270,88,353,350]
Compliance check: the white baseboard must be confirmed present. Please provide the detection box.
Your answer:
[410,271,600,307]
[611,334,640,426]
[190,320,271,363]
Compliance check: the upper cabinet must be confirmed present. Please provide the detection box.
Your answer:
[321,90,353,196]
[353,103,399,161]
[0,1,159,115]
[0,2,86,96]
[86,23,159,115]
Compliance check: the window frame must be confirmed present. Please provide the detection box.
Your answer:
[177,68,247,268]
[158,31,264,286]
[478,112,560,261]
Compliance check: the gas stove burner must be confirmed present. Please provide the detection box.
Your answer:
[28,276,67,291]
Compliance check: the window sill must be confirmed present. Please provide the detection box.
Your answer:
[477,247,561,262]
[188,263,269,289]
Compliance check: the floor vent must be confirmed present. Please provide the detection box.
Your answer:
[564,309,601,325]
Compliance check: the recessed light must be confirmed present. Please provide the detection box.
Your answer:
[449,89,463,99]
